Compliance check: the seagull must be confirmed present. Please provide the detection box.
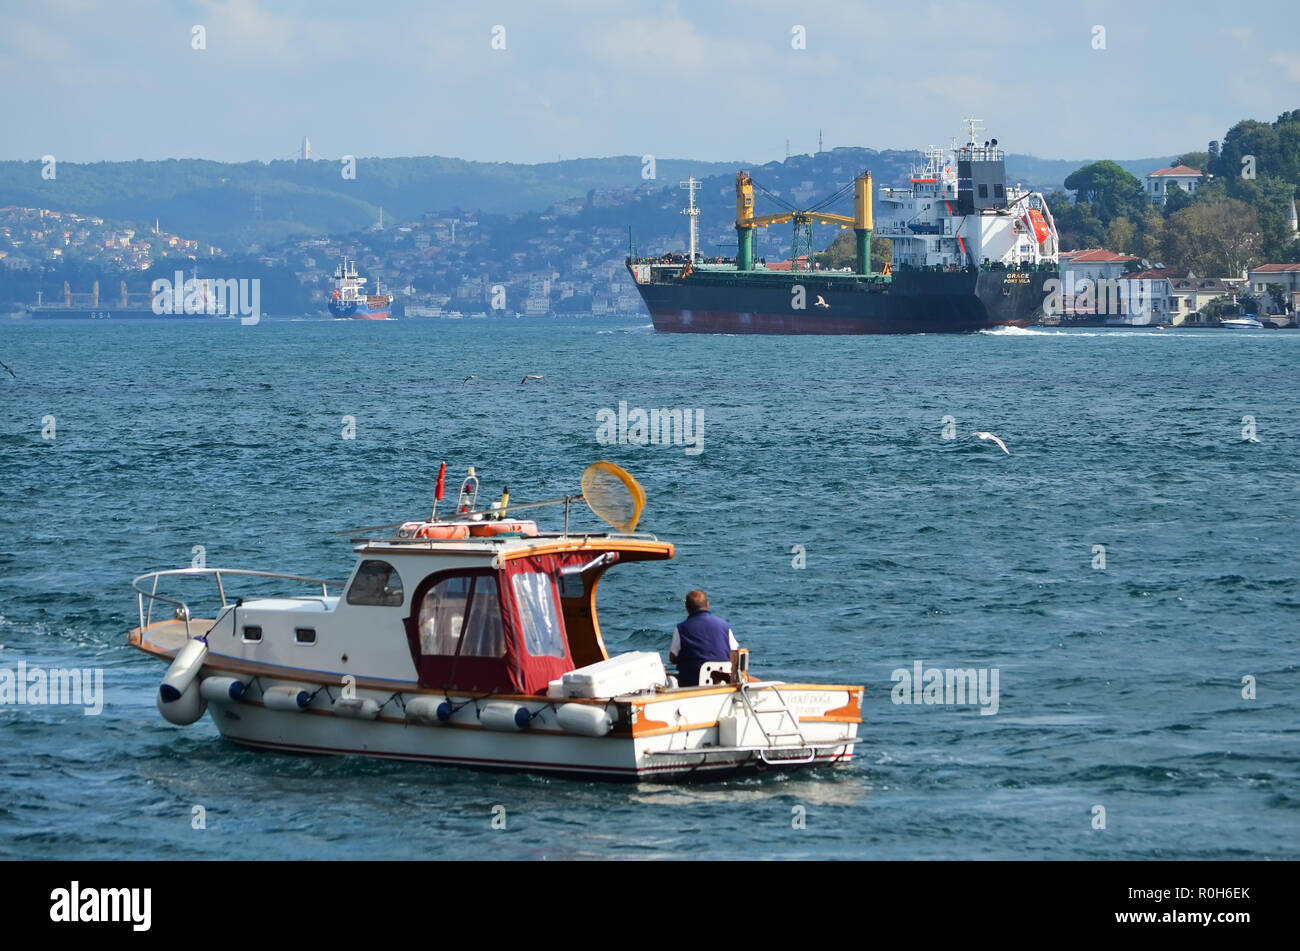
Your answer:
[520,374,544,384]
[814,295,830,308]
[463,375,478,383]
[0,357,14,379]
[972,431,1010,455]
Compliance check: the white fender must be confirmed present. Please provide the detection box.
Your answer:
[556,703,614,737]
[199,676,247,704]
[157,677,207,725]
[405,696,449,724]
[333,696,380,720]
[158,636,208,705]
[479,701,531,731]
[262,684,312,711]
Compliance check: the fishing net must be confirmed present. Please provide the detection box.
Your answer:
[580,461,646,533]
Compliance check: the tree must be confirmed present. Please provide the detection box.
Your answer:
[1047,190,1105,250]
[1106,215,1136,254]
[1213,119,1280,192]
[814,231,891,271]
[1132,207,1166,262]
[1265,282,1291,314]
[1162,200,1260,278]
[1063,161,1147,225]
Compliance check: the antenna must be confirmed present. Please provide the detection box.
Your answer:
[679,177,700,263]
[818,129,823,153]
[962,117,985,148]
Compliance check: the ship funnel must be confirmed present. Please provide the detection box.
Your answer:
[853,171,874,275]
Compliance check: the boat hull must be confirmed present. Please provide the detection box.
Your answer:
[630,266,1057,334]
[328,299,392,320]
[207,700,857,782]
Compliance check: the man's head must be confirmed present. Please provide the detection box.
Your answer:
[685,589,709,614]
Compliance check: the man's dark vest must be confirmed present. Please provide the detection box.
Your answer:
[675,610,732,686]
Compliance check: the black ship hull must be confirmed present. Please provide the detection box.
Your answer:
[628,267,1058,334]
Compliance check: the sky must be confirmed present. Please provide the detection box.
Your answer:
[3,0,1299,166]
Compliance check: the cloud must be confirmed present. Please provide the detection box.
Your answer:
[1269,51,1300,81]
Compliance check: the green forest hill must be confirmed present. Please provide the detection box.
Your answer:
[0,148,1167,254]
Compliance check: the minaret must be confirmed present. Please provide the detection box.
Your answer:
[1290,197,1298,241]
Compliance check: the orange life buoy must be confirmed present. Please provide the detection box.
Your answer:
[396,521,471,539]
[468,521,539,537]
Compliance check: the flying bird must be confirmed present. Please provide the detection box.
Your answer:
[972,431,1010,455]
[814,295,830,308]
[463,375,478,383]
[520,374,544,384]
[0,357,14,379]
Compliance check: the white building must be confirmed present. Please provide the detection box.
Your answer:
[1146,165,1203,204]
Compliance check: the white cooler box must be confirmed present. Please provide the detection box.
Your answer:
[559,652,667,699]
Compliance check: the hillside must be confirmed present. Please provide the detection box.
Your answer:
[0,151,1170,252]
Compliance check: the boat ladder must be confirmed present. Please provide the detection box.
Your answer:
[737,682,817,765]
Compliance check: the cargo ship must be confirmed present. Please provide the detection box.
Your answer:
[27,279,220,320]
[627,122,1060,334]
[328,259,394,319]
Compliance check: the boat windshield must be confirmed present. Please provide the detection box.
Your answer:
[346,560,404,607]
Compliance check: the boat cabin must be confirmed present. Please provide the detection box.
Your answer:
[355,532,673,696]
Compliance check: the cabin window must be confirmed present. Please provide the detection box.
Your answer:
[347,560,404,607]
[994,184,1004,198]
[417,574,505,658]
[295,627,316,645]
[242,624,262,642]
[512,572,565,658]
[978,184,988,198]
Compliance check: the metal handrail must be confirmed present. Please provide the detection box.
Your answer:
[131,567,343,637]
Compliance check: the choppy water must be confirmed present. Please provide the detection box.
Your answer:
[1,318,1297,859]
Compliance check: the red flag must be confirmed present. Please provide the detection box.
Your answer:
[435,462,446,500]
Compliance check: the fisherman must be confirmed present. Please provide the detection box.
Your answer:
[669,589,740,687]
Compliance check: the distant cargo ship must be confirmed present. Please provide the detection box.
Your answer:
[27,279,219,320]
[627,121,1060,334]
[328,260,394,319]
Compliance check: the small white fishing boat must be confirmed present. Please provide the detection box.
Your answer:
[129,462,862,781]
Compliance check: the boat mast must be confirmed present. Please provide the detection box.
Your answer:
[680,177,700,263]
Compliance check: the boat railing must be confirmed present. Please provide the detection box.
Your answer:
[131,568,343,639]
[352,530,662,548]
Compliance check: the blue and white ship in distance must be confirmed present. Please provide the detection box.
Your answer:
[328,259,395,319]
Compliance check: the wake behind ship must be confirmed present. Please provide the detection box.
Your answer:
[627,122,1060,334]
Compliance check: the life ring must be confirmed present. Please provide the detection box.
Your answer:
[468,521,538,537]
[396,521,471,539]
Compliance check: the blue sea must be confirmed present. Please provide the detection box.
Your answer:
[1,317,1296,860]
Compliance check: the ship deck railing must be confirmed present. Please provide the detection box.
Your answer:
[132,568,344,639]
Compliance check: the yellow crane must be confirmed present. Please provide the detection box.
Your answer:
[733,170,874,274]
